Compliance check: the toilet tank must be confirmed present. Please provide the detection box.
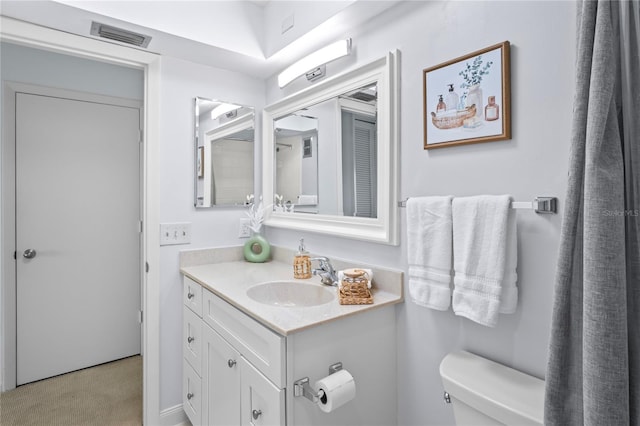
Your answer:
[439,351,544,426]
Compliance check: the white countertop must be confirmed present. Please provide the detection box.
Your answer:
[180,259,403,336]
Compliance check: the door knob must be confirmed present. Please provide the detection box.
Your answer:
[252,409,262,420]
[23,249,37,259]
[227,359,237,368]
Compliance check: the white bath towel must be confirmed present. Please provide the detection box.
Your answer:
[451,195,518,327]
[406,196,454,310]
[499,209,518,314]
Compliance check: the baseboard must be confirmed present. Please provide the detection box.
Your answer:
[159,404,188,426]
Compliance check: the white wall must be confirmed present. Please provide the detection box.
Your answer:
[306,99,341,215]
[264,2,576,424]
[0,42,144,99]
[157,55,264,410]
[262,0,355,57]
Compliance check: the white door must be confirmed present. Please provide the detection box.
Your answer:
[16,92,141,385]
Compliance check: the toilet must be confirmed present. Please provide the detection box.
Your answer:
[439,351,544,425]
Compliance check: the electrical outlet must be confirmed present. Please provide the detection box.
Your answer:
[238,218,251,238]
[160,222,191,246]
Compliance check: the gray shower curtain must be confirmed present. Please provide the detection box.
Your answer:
[545,1,639,425]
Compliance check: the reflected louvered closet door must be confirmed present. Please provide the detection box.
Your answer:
[353,119,377,218]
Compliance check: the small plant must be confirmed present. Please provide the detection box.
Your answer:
[246,197,268,233]
[459,55,493,90]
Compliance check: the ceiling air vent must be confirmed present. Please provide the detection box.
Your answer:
[90,22,152,48]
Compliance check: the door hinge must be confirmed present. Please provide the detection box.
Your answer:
[139,220,143,233]
[138,129,144,143]
[145,262,149,273]
[14,251,17,260]
[138,310,143,323]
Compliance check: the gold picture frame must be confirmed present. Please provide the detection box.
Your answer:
[423,41,511,149]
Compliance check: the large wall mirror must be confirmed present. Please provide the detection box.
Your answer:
[194,97,255,208]
[263,51,399,244]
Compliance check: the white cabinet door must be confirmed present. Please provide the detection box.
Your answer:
[202,324,241,426]
[240,357,285,426]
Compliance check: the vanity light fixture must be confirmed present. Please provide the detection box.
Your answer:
[277,38,352,88]
[211,103,242,120]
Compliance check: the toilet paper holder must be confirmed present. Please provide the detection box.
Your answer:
[294,362,343,403]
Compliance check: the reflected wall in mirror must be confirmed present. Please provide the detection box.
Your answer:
[263,51,399,245]
[195,97,255,208]
[274,114,319,213]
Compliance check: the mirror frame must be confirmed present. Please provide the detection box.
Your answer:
[262,51,399,245]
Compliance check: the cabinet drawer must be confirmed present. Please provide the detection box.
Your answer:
[183,306,202,375]
[202,288,285,388]
[184,277,203,317]
[183,361,202,426]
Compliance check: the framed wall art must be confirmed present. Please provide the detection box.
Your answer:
[423,41,511,149]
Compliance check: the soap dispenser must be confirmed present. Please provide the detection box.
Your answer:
[293,238,311,279]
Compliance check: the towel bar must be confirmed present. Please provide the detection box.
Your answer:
[397,196,557,214]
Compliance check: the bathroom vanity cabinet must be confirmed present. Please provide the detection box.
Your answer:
[183,278,285,425]
[181,256,402,426]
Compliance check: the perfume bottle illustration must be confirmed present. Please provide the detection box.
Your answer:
[484,96,499,121]
[436,95,446,113]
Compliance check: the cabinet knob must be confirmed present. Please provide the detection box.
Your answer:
[252,409,262,420]
[187,292,195,300]
[187,392,194,400]
[187,336,195,343]
[227,359,237,368]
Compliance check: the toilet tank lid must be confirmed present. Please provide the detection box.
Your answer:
[439,351,544,426]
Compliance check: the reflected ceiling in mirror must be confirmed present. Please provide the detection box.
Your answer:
[263,52,399,245]
[195,97,255,208]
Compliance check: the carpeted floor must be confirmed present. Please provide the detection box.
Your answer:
[0,355,142,426]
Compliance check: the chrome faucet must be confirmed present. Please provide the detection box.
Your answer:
[310,256,339,286]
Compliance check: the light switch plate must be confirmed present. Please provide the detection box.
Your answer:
[160,223,191,246]
[238,218,251,238]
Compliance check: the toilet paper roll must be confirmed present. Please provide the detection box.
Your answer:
[314,369,356,413]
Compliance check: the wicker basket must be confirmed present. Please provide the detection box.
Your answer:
[430,104,476,129]
[339,269,373,305]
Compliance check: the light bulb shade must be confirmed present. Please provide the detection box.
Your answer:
[278,39,351,88]
[211,103,242,120]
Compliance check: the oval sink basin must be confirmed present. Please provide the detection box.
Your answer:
[246,281,335,307]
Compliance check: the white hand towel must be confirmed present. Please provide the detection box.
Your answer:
[406,196,454,310]
[451,195,518,327]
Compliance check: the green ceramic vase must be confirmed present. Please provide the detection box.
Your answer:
[243,233,271,263]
